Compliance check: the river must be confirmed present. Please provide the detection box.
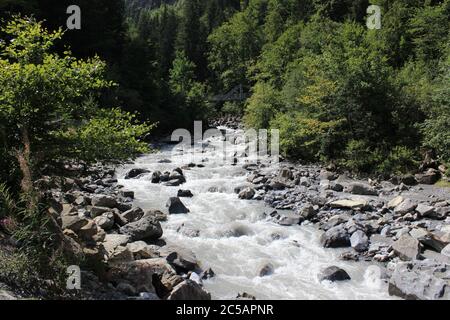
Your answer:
[117,127,394,300]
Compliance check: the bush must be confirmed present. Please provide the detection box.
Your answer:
[270,112,340,161]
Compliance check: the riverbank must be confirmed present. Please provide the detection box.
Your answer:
[2,124,449,300]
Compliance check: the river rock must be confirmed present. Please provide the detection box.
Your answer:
[167,280,211,300]
[401,174,418,186]
[161,245,199,272]
[91,195,117,208]
[388,196,404,209]
[259,263,274,277]
[121,207,145,223]
[120,190,135,199]
[394,199,417,215]
[416,203,435,216]
[345,183,378,196]
[415,170,440,185]
[178,189,194,198]
[350,230,369,252]
[125,168,150,179]
[93,212,114,231]
[61,208,89,232]
[103,234,131,256]
[319,266,351,282]
[330,199,368,210]
[166,197,190,214]
[392,234,421,260]
[238,187,256,200]
[107,258,175,294]
[200,268,215,280]
[388,261,449,300]
[119,214,163,241]
[126,241,160,259]
[151,171,161,183]
[320,170,337,181]
[320,225,350,248]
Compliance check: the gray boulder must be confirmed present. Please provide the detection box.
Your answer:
[166,197,190,214]
[125,168,150,179]
[238,187,255,200]
[394,199,417,215]
[319,266,351,282]
[167,280,211,300]
[389,261,449,300]
[178,189,194,198]
[119,214,163,241]
[392,234,421,261]
[91,195,117,208]
[320,226,351,248]
[345,183,378,196]
[350,230,369,252]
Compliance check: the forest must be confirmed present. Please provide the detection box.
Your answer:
[0,0,449,298]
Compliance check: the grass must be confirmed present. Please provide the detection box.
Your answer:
[435,179,450,188]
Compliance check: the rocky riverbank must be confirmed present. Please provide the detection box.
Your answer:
[0,164,213,300]
[235,162,450,300]
[2,120,449,300]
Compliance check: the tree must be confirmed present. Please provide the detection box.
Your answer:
[0,17,152,194]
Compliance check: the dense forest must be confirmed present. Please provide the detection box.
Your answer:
[0,0,449,297]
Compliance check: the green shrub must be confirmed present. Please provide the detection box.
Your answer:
[270,112,340,161]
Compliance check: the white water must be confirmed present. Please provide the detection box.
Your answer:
[117,128,394,300]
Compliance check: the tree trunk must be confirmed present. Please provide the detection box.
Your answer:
[15,126,34,196]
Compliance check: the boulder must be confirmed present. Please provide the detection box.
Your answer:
[345,183,378,196]
[415,203,436,217]
[330,199,368,210]
[160,245,199,272]
[125,168,150,179]
[120,213,163,241]
[61,210,89,232]
[319,266,351,282]
[103,234,131,256]
[107,258,176,294]
[350,230,369,252]
[151,171,161,183]
[238,187,255,200]
[91,195,117,208]
[299,205,317,220]
[120,190,135,199]
[200,268,215,280]
[121,207,144,223]
[394,199,417,215]
[401,174,418,186]
[167,280,211,300]
[320,226,350,248]
[126,241,160,260]
[93,212,114,231]
[392,234,421,261]
[387,196,404,209]
[90,206,110,217]
[259,263,274,277]
[178,190,194,198]
[415,171,440,185]
[166,197,190,214]
[389,261,449,300]
[320,170,337,181]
